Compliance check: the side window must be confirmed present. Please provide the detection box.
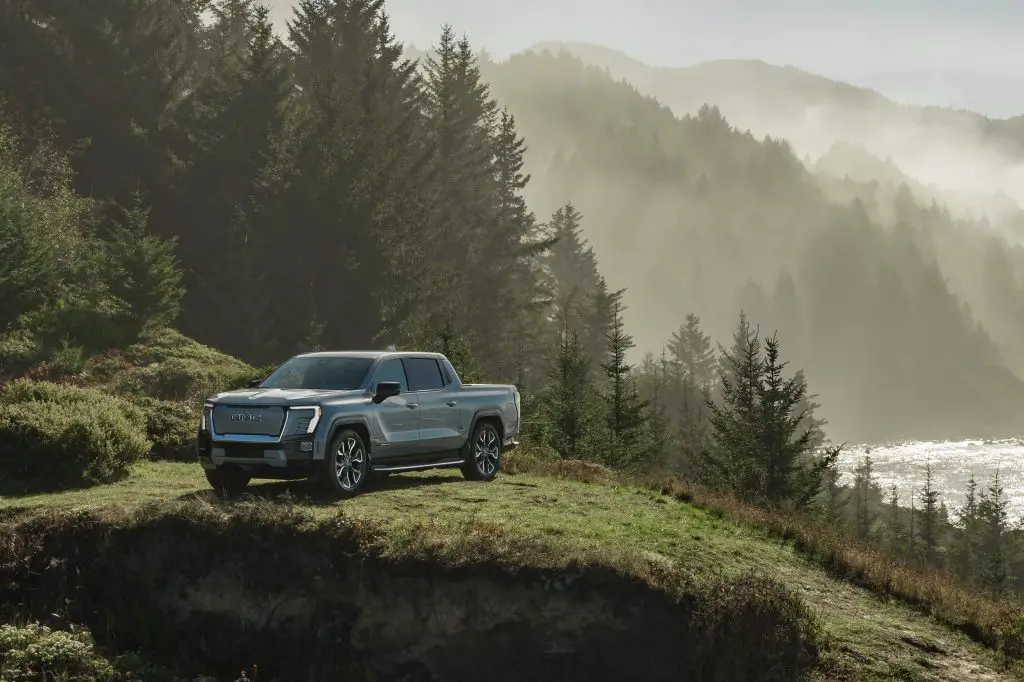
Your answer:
[438,361,452,386]
[372,358,408,392]
[403,358,444,391]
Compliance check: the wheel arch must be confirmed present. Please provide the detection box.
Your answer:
[321,417,372,460]
[469,409,504,440]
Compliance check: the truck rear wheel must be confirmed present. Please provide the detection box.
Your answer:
[205,467,251,496]
[323,427,369,497]
[461,420,501,482]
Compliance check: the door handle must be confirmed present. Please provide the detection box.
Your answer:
[406,403,418,409]
[446,400,457,407]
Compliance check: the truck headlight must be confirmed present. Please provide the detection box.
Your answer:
[289,406,321,435]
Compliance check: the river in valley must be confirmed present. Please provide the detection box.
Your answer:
[836,438,1024,522]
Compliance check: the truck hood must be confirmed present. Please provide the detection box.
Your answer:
[207,387,366,405]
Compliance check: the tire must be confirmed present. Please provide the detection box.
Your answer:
[205,467,251,496]
[323,427,369,497]
[461,420,502,482]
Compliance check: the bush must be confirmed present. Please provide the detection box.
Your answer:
[121,327,251,373]
[0,328,41,377]
[0,623,116,682]
[695,572,821,680]
[90,328,260,404]
[502,441,619,484]
[0,622,216,682]
[0,379,147,431]
[127,396,200,461]
[108,357,231,403]
[0,380,151,489]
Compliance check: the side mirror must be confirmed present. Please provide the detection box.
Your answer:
[372,381,401,404]
[247,378,264,388]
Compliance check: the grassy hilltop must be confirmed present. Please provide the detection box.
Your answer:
[0,461,1017,681]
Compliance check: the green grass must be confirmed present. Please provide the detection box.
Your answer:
[1,460,1017,681]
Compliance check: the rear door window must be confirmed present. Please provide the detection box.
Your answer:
[403,357,444,391]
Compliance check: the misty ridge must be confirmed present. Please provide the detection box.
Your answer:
[397,39,1024,444]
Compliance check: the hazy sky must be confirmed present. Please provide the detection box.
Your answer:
[266,0,1024,118]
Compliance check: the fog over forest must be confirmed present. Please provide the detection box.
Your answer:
[380,75,1024,444]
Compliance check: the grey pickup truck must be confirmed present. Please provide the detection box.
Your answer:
[196,350,521,497]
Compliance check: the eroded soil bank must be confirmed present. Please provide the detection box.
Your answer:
[0,502,820,681]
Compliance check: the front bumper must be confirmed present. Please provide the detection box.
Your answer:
[197,434,317,474]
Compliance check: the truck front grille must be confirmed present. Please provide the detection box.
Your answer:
[211,405,286,437]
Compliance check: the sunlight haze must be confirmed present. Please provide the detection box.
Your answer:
[267,0,1024,116]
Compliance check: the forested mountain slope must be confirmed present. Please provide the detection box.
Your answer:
[525,42,1024,227]
[471,49,1024,442]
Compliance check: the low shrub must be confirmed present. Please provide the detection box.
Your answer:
[0,402,150,489]
[0,379,151,490]
[108,357,230,403]
[0,622,221,682]
[90,328,261,404]
[692,572,821,680]
[502,442,618,483]
[0,378,147,432]
[127,396,200,461]
[0,329,41,378]
[0,622,116,682]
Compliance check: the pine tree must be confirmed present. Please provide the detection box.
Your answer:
[852,455,877,539]
[977,469,1013,594]
[907,488,917,556]
[174,0,292,356]
[585,276,618,372]
[542,328,600,460]
[886,483,904,553]
[668,312,716,391]
[101,193,185,345]
[951,471,980,583]
[706,314,839,507]
[756,333,840,507]
[478,106,554,382]
[817,461,849,527]
[0,173,61,329]
[541,202,600,341]
[599,294,649,467]
[640,350,672,469]
[279,0,437,353]
[918,463,942,565]
[421,26,499,335]
[705,312,763,494]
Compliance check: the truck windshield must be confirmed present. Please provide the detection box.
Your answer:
[259,356,374,391]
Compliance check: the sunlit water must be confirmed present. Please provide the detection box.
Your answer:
[836,438,1024,522]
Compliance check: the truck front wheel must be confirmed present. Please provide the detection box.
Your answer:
[461,420,501,482]
[323,427,369,497]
